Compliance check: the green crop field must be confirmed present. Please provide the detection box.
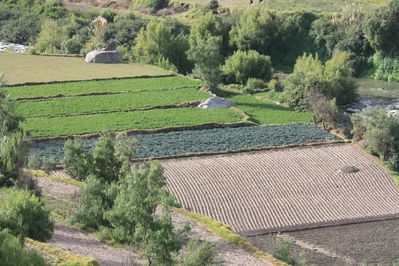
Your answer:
[228,94,312,125]
[24,107,244,138]
[4,76,201,99]
[0,53,172,85]
[15,88,209,118]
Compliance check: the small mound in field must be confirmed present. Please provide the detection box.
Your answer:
[338,165,359,174]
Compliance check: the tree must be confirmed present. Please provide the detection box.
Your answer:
[222,50,272,84]
[0,190,53,241]
[33,19,67,54]
[0,74,27,186]
[365,0,399,57]
[0,230,49,266]
[187,12,224,91]
[229,8,277,55]
[308,92,336,130]
[352,108,399,164]
[133,20,190,73]
[106,162,180,265]
[92,132,121,183]
[64,139,92,180]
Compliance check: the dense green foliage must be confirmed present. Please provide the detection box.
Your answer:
[0,230,49,266]
[5,76,200,99]
[31,124,338,161]
[372,52,399,82]
[284,52,357,111]
[0,75,28,186]
[222,50,272,84]
[352,108,399,170]
[0,189,53,241]
[177,238,220,266]
[64,139,92,180]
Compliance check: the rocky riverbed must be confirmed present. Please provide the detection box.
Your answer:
[0,41,28,53]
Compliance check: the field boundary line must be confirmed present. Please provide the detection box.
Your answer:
[4,74,177,87]
[176,208,288,266]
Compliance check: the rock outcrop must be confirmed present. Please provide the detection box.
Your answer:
[84,41,122,63]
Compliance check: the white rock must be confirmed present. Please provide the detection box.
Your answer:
[198,97,235,109]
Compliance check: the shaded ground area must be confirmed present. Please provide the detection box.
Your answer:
[248,219,399,265]
[163,144,399,234]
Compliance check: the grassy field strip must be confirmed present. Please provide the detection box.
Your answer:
[4,76,202,99]
[228,94,312,125]
[26,238,99,266]
[0,53,173,85]
[24,107,245,138]
[15,88,210,118]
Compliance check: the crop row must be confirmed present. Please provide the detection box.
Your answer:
[16,88,210,118]
[31,124,339,162]
[4,76,201,99]
[24,107,244,138]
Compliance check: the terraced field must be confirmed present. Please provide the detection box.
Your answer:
[163,144,399,235]
[31,124,338,161]
[5,76,254,138]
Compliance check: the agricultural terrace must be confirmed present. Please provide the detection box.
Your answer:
[6,74,313,138]
[31,124,338,161]
[163,144,399,234]
[0,53,172,84]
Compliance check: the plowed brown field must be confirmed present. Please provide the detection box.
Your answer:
[162,144,399,235]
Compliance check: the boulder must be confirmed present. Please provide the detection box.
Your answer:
[84,41,121,63]
[198,97,235,109]
[337,165,359,174]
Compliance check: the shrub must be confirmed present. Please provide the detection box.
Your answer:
[41,156,57,174]
[244,78,267,94]
[0,190,53,241]
[372,52,399,82]
[222,50,272,84]
[0,230,49,266]
[272,237,295,265]
[27,152,42,169]
[33,19,67,54]
[73,175,109,229]
[178,238,221,266]
[64,139,92,180]
[268,79,284,92]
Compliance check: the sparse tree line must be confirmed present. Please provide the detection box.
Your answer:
[3,0,399,82]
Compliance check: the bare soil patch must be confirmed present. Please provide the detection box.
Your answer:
[248,219,399,265]
[162,143,399,234]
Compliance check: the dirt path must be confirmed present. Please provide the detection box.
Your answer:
[49,222,143,266]
[36,175,269,266]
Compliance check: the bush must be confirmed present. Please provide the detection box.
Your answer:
[0,190,53,241]
[33,19,67,54]
[272,237,295,265]
[178,238,221,266]
[73,175,109,229]
[268,79,284,92]
[222,50,272,84]
[244,78,267,94]
[0,230,49,266]
[373,52,399,82]
[64,139,92,180]
[0,10,41,45]
[27,152,42,169]
[41,156,57,174]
